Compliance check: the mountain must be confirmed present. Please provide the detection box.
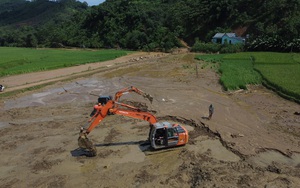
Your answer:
[0,0,299,52]
[0,0,88,27]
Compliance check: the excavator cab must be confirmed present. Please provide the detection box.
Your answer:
[98,95,113,105]
[90,95,113,117]
[149,122,188,150]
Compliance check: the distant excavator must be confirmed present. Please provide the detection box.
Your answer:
[78,86,189,156]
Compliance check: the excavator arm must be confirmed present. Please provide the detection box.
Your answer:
[114,86,153,103]
[86,86,154,133]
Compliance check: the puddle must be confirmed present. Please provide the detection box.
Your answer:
[32,91,52,98]
[114,145,146,164]
[188,138,241,162]
[4,78,119,110]
[248,150,300,167]
[0,122,10,128]
[148,149,182,173]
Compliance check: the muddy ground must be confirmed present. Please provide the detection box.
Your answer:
[0,51,299,188]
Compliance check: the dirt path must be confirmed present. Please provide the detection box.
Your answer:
[0,52,299,187]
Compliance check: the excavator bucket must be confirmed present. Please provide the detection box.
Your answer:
[78,133,97,157]
[142,93,153,104]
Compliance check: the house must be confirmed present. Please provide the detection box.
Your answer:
[212,33,245,45]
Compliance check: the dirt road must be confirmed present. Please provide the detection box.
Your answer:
[0,51,299,187]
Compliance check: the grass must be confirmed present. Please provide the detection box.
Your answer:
[196,52,300,102]
[219,58,261,90]
[252,52,300,102]
[196,53,262,90]
[0,47,132,76]
[196,54,226,64]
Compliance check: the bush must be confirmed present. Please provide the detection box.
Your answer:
[220,43,244,53]
[246,36,300,52]
[191,41,221,53]
[192,41,244,53]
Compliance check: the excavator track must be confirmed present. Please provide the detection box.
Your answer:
[142,145,185,156]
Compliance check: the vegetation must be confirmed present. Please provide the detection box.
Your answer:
[0,0,299,52]
[0,47,131,76]
[191,40,244,53]
[197,53,262,90]
[253,52,300,102]
[196,52,300,102]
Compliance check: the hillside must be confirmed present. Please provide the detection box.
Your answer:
[0,0,87,27]
[0,0,26,14]
[0,0,299,51]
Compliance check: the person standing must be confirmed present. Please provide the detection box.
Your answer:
[208,104,214,120]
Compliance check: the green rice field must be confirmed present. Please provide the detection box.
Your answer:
[252,52,300,101]
[196,52,300,102]
[0,47,132,76]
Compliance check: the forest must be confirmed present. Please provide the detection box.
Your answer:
[0,0,299,52]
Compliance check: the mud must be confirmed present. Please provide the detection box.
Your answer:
[0,52,299,187]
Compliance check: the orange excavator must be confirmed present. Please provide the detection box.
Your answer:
[78,86,189,156]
